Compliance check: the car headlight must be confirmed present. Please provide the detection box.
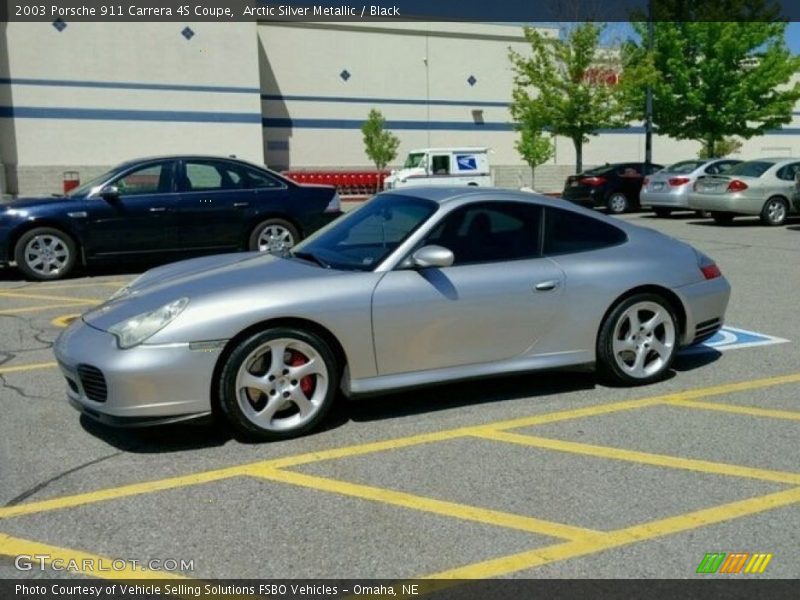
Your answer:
[108,297,189,349]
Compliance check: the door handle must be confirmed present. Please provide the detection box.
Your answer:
[234,202,249,208]
[534,280,560,292]
[148,207,167,213]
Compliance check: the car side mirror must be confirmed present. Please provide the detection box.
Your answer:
[411,245,454,268]
[99,185,120,201]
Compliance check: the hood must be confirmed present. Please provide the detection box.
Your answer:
[1,195,79,211]
[83,251,346,331]
[386,167,426,181]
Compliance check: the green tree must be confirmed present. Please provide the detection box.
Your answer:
[361,109,400,192]
[509,23,626,174]
[514,105,554,190]
[697,137,743,159]
[622,10,800,157]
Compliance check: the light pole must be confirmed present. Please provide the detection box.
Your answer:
[644,0,654,167]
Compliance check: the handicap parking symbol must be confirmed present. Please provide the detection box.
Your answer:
[680,326,789,355]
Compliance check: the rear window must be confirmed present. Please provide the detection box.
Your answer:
[543,207,627,255]
[726,161,775,177]
[665,160,705,174]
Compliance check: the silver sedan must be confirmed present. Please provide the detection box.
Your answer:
[54,188,731,440]
[641,158,740,216]
[689,157,800,226]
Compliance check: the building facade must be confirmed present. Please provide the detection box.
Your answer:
[2,20,800,196]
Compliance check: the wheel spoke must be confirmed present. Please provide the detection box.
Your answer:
[239,372,271,396]
[630,345,647,375]
[288,358,322,379]
[627,310,641,333]
[642,310,665,333]
[267,341,288,375]
[613,337,636,355]
[255,394,285,422]
[291,390,314,417]
[649,338,669,359]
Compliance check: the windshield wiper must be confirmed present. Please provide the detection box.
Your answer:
[291,250,330,269]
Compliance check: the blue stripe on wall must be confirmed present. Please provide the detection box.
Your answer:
[262,117,514,131]
[262,94,510,107]
[0,77,260,95]
[0,106,262,124]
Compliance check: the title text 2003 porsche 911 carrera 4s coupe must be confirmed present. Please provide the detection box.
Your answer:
[54,188,730,440]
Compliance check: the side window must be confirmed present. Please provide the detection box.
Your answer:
[706,161,738,175]
[425,202,542,265]
[431,155,450,175]
[776,162,800,181]
[543,207,627,255]
[184,162,224,191]
[113,162,174,196]
[243,166,284,189]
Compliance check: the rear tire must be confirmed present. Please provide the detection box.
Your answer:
[711,211,735,225]
[14,227,77,281]
[653,207,671,218]
[606,192,630,214]
[760,196,789,226]
[597,293,678,386]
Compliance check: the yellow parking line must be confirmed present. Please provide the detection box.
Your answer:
[52,313,82,328]
[250,468,600,541]
[421,486,800,579]
[3,372,800,520]
[0,290,101,303]
[0,532,189,580]
[667,398,800,421]
[0,302,92,315]
[471,430,800,485]
[0,468,246,520]
[0,361,58,375]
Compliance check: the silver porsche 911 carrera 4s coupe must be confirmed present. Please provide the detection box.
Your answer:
[55,187,730,440]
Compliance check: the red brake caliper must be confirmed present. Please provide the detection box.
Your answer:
[288,350,315,396]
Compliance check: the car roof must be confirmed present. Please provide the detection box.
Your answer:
[115,155,268,168]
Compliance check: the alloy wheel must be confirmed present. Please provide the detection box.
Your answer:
[23,234,71,277]
[256,225,295,252]
[611,301,676,380]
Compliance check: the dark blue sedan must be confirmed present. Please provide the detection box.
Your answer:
[0,156,342,280]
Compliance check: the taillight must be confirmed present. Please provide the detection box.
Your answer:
[726,180,748,192]
[668,177,690,187]
[579,176,607,187]
[701,264,722,280]
[696,249,722,280]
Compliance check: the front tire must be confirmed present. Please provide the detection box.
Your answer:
[760,196,789,226]
[14,227,77,281]
[218,327,339,441]
[248,218,299,253]
[606,192,630,214]
[597,294,678,386]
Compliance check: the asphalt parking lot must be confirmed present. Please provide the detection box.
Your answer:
[0,210,798,582]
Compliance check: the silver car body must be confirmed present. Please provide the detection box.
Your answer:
[641,158,740,210]
[54,188,730,425]
[688,157,800,216]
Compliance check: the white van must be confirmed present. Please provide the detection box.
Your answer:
[383,147,492,190]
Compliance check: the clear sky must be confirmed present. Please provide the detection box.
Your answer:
[786,22,800,54]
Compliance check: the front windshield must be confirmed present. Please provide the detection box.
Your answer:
[291,194,438,271]
[403,153,426,169]
[665,160,705,174]
[65,168,118,197]
[725,161,775,178]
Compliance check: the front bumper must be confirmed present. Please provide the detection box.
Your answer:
[54,318,225,426]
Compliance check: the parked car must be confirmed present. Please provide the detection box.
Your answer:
[641,158,741,217]
[562,162,664,214]
[0,156,342,280]
[689,157,800,226]
[383,147,492,190]
[55,187,730,441]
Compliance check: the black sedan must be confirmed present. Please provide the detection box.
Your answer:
[0,156,342,280]
[562,162,664,214]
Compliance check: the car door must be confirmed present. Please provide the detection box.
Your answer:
[176,159,255,251]
[82,160,180,257]
[616,163,645,201]
[371,201,565,375]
